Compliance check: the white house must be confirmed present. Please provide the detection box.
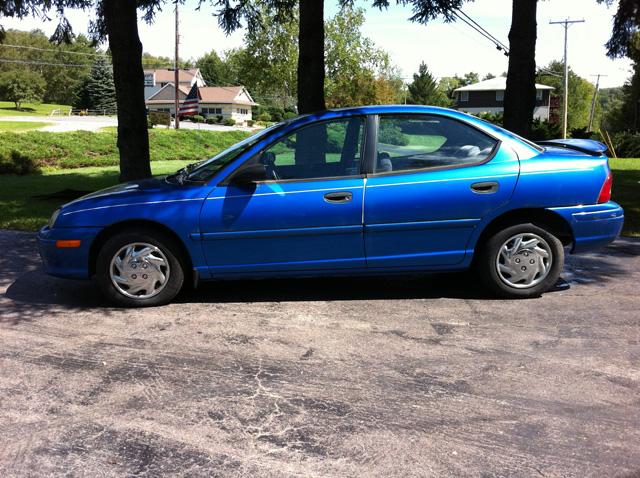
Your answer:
[453,77,554,121]
[143,68,206,100]
[145,84,257,125]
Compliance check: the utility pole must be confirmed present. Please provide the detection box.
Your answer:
[174,2,180,130]
[588,74,607,131]
[550,18,585,138]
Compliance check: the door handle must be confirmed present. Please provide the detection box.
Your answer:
[324,191,353,203]
[470,181,499,194]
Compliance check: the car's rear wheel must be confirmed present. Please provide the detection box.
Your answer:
[477,223,564,298]
[96,230,184,307]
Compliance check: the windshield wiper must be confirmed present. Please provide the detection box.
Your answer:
[168,161,203,185]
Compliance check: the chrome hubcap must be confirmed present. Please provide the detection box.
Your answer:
[496,233,552,289]
[110,242,170,299]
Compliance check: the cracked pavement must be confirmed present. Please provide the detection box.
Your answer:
[0,230,639,477]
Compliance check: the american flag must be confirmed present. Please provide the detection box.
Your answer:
[178,84,200,116]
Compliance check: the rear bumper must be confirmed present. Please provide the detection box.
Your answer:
[548,202,624,253]
[37,226,101,279]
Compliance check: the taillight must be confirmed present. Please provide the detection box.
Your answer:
[597,171,613,204]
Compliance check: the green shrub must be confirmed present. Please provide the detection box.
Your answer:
[247,120,254,127]
[205,117,216,125]
[611,132,640,158]
[283,111,297,120]
[378,123,409,146]
[224,118,236,126]
[530,119,562,141]
[192,115,205,123]
[0,150,40,175]
[256,112,271,122]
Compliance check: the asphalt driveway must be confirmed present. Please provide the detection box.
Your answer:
[1,230,639,477]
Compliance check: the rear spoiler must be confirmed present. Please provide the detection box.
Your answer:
[536,138,608,157]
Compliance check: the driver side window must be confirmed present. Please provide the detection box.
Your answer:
[258,117,364,181]
[375,114,497,174]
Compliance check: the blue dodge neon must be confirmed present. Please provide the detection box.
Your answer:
[37,106,624,307]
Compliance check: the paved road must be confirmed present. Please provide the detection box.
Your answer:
[0,116,255,133]
[1,230,639,477]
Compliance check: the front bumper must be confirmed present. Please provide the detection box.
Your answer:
[548,201,624,253]
[37,226,101,279]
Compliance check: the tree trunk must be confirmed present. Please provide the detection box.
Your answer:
[297,0,326,113]
[103,0,151,182]
[504,0,538,138]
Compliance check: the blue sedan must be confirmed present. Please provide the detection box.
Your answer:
[37,106,624,306]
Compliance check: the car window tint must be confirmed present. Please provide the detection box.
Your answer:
[375,114,498,174]
[259,117,364,180]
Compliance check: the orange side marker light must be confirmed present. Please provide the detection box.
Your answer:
[55,240,81,248]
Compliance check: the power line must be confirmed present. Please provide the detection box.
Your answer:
[0,43,108,57]
[452,10,509,56]
[0,58,93,68]
[456,10,509,53]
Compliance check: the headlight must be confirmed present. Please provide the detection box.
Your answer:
[48,208,61,228]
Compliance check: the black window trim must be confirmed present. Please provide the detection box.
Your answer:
[220,115,370,186]
[365,113,502,178]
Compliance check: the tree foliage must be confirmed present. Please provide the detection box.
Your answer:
[537,61,596,131]
[407,62,449,106]
[0,69,46,109]
[598,0,640,58]
[0,29,97,105]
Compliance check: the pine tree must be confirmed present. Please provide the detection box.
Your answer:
[74,56,117,113]
[407,62,449,106]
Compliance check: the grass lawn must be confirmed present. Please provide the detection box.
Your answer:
[0,102,72,117]
[610,158,640,237]
[0,129,251,170]
[0,121,52,132]
[0,161,191,231]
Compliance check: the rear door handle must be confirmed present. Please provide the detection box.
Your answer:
[324,191,353,203]
[470,181,499,194]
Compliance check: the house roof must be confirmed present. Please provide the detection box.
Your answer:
[145,84,258,106]
[454,77,554,92]
[199,86,257,106]
[144,68,200,83]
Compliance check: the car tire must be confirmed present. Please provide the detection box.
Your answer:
[96,229,185,307]
[476,223,564,299]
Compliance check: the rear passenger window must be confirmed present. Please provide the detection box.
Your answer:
[374,114,498,174]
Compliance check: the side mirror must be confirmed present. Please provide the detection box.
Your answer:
[231,163,268,186]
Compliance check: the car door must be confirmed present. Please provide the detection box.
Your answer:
[364,113,520,268]
[199,116,367,275]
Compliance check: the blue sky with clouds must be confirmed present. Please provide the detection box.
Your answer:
[1,0,632,88]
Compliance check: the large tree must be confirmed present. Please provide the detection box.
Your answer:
[74,56,117,113]
[407,62,450,106]
[0,0,165,182]
[537,61,596,131]
[0,69,46,109]
[503,0,538,137]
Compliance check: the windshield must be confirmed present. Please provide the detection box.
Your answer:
[186,122,284,182]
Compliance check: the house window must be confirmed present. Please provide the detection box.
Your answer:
[202,107,222,116]
[496,90,504,102]
[237,108,249,115]
[536,90,543,101]
[459,91,469,102]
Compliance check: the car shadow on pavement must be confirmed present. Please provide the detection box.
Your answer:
[2,238,637,316]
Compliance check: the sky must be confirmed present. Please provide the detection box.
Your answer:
[0,0,632,89]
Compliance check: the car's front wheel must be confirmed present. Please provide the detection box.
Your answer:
[96,230,184,307]
[477,223,564,298]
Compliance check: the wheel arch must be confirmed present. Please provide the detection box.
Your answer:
[474,208,574,253]
[88,219,194,278]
